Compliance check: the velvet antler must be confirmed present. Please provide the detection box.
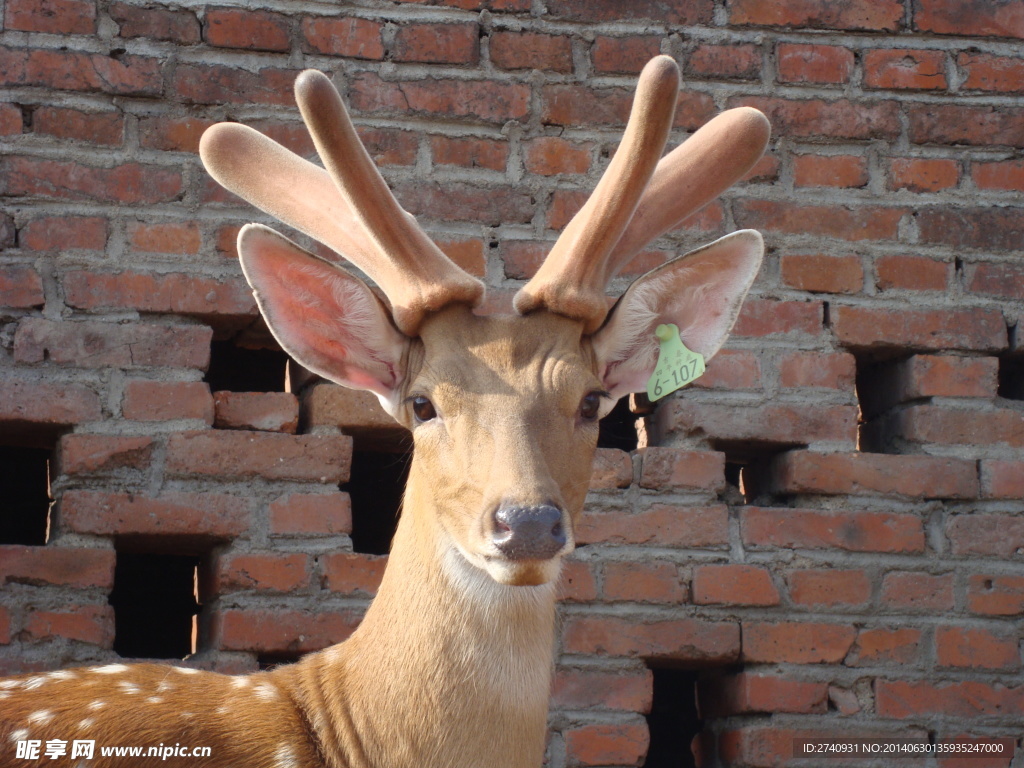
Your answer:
[514,56,771,334]
[199,72,483,336]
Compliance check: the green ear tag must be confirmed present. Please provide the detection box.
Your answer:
[646,323,706,401]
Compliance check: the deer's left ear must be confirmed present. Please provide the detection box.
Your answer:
[591,230,763,401]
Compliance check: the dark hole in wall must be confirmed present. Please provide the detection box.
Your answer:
[643,667,701,768]
[204,340,289,393]
[0,446,51,545]
[110,552,201,659]
[997,356,1024,401]
[257,652,304,671]
[345,449,412,555]
[599,397,640,451]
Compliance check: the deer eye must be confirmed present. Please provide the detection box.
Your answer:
[411,396,437,423]
[579,391,603,422]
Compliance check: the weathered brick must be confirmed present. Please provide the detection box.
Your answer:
[215,552,309,593]
[217,609,360,653]
[872,404,1024,449]
[552,667,652,713]
[959,52,1024,93]
[742,507,925,553]
[0,265,44,308]
[558,559,598,603]
[732,97,900,141]
[0,48,162,96]
[25,605,113,647]
[638,447,725,492]
[544,84,714,131]
[1,157,182,204]
[122,380,214,423]
[269,492,352,535]
[967,574,1024,616]
[778,351,856,390]
[602,561,685,604]
[936,626,1019,671]
[563,615,739,663]
[915,0,1024,39]
[875,254,949,291]
[881,571,954,612]
[350,72,529,124]
[781,252,864,293]
[591,36,662,74]
[301,384,408,449]
[394,181,534,227]
[786,568,871,607]
[0,380,102,435]
[5,0,95,34]
[686,44,761,80]
[742,621,857,663]
[60,490,251,538]
[56,434,153,476]
[322,552,387,595]
[393,23,478,65]
[0,546,114,589]
[693,564,779,606]
[973,158,1024,190]
[918,206,1024,250]
[864,49,948,90]
[214,391,298,433]
[173,64,299,107]
[301,16,384,59]
[358,127,418,167]
[204,7,290,52]
[576,504,728,548]
[0,103,21,135]
[546,0,711,24]
[910,105,1024,147]
[430,136,507,171]
[830,306,1007,352]
[699,673,828,718]
[490,31,572,72]
[876,679,1024,719]
[730,0,902,30]
[793,155,869,188]
[980,460,1024,499]
[889,157,959,192]
[32,106,123,146]
[733,299,824,338]
[524,137,593,176]
[166,431,352,483]
[21,215,107,251]
[589,448,632,490]
[846,627,921,666]
[967,261,1024,300]
[667,402,858,446]
[110,2,200,42]
[564,721,648,768]
[776,43,854,83]
[734,199,905,241]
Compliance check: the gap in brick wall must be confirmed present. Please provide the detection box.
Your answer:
[0,445,51,545]
[852,353,908,453]
[598,397,640,451]
[642,666,701,768]
[722,447,789,505]
[204,339,289,393]
[110,551,202,659]
[257,652,304,671]
[345,449,413,555]
[997,355,1024,401]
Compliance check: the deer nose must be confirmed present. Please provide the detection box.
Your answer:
[492,504,567,561]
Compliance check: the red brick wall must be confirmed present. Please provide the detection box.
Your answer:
[2,0,1023,765]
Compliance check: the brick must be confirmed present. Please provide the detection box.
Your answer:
[394,181,534,227]
[0,380,102,434]
[358,127,418,167]
[910,105,1024,148]
[564,721,648,768]
[60,490,250,538]
[686,44,761,80]
[638,447,725,492]
[322,552,386,595]
[973,159,1024,190]
[217,609,360,653]
[787,569,871,607]
[768,451,979,499]
[21,215,106,251]
[301,384,408,449]
[777,43,854,84]
[56,434,153,475]
[543,84,714,131]
[778,351,855,390]
[781,252,864,293]
[889,157,959,191]
[393,23,478,65]
[968,574,1024,616]
[742,621,857,664]
[122,380,214,423]
[981,460,1024,499]
[490,31,572,72]
[733,299,824,338]
[915,0,1024,39]
[563,615,739,663]
[936,626,1019,671]
[0,546,114,589]
[434,238,485,278]
[793,155,868,188]
[881,571,954,612]
[734,199,904,241]
[269,493,352,535]
[589,448,632,490]
[14,319,212,369]
[33,106,123,146]
[558,559,598,602]
[524,137,592,176]
[692,349,761,390]
[742,507,925,553]
[699,673,828,718]
[545,0,712,24]
[864,49,948,90]
[897,355,997,400]
[0,48,162,96]
[350,72,529,124]
[873,404,1024,449]
[0,265,44,308]
[876,254,949,291]
[547,189,588,230]
[959,52,1024,93]
[602,561,685,604]
[876,679,1024,719]
[968,262,1024,300]
[667,402,858,446]
[173,64,299,107]
[0,103,21,135]
[733,96,901,141]
[25,605,113,647]
[128,221,201,253]
[918,206,1024,250]
[5,0,95,34]
[590,36,662,75]
[166,432,352,483]
[830,306,1007,352]
[301,17,384,59]
[430,136,507,171]
[215,553,309,593]
[501,240,548,280]
[213,391,298,433]
[846,627,921,665]
[204,8,290,52]
[0,607,10,644]
[576,504,728,548]
[552,667,653,713]
[730,0,902,30]
[110,2,200,42]
[1,157,182,204]
[693,564,779,606]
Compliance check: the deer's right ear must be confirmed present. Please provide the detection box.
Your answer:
[237,224,409,410]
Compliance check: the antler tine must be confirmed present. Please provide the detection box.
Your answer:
[514,55,680,334]
[294,70,483,336]
[606,106,771,274]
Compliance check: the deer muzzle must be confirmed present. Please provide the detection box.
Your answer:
[491,504,568,561]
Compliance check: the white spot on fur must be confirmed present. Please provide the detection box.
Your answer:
[156,680,174,692]
[78,718,94,730]
[91,664,128,674]
[0,679,19,689]
[22,676,47,690]
[274,744,298,768]
[0,692,8,700]
[174,666,199,675]
[181,712,195,719]
[254,682,278,702]
[215,705,230,715]
[145,696,163,704]
[10,728,28,742]
[27,710,53,725]
[231,676,251,689]
[87,700,106,711]
[118,681,140,695]
[46,670,76,682]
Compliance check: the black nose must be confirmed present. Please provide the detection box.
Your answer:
[492,504,567,560]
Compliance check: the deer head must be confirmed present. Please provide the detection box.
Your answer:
[199,56,769,589]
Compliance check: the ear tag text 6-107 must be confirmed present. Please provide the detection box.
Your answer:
[646,323,705,401]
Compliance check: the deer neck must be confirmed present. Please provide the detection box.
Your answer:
[289,464,559,768]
